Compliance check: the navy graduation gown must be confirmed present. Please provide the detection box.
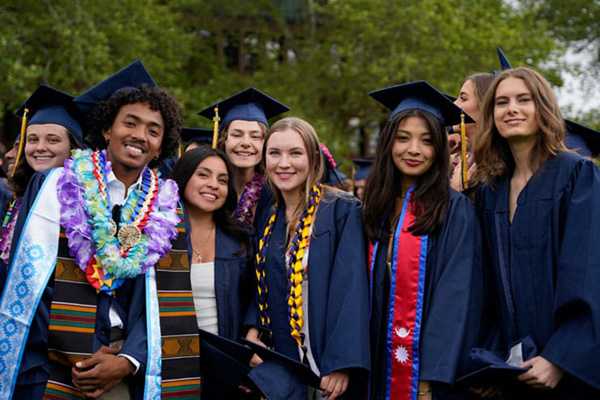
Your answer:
[6,170,147,399]
[369,190,483,400]
[251,192,371,398]
[476,152,600,399]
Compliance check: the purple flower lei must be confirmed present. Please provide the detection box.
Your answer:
[57,149,180,287]
[233,174,265,226]
[0,198,21,264]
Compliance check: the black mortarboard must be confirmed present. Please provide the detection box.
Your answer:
[241,338,321,388]
[199,330,254,399]
[16,84,83,144]
[352,158,373,181]
[197,88,290,131]
[456,336,537,387]
[368,80,474,126]
[73,60,156,116]
[181,127,214,148]
[565,119,600,157]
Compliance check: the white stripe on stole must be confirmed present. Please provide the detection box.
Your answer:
[145,265,162,399]
[0,168,62,398]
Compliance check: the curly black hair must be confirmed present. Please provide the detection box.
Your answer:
[85,84,183,169]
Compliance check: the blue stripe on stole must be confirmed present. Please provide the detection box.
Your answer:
[410,235,428,400]
[385,186,415,400]
[0,168,60,399]
[144,269,162,399]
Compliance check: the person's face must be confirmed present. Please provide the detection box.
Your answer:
[223,120,264,170]
[354,179,366,200]
[392,116,436,188]
[5,140,18,176]
[185,141,201,153]
[454,79,479,142]
[24,124,72,172]
[103,102,163,175]
[184,156,229,214]
[266,129,310,200]
[494,77,538,143]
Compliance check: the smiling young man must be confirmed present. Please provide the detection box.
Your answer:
[0,61,199,399]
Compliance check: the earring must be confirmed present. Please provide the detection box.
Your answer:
[153,155,160,161]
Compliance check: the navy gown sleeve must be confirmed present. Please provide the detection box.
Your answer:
[419,191,484,384]
[541,160,600,389]
[309,195,371,376]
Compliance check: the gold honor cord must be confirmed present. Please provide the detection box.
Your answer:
[12,108,29,177]
[212,106,220,149]
[460,111,469,190]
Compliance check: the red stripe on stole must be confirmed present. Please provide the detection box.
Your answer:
[389,207,422,399]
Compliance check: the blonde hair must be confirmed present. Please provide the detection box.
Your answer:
[263,117,327,235]
[474,67,569,185]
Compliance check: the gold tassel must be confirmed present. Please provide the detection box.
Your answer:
[212,106,220,149]
[460,111,469,190]
[12,108,29,177]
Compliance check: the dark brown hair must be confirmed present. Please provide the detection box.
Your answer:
[363,109,450,242]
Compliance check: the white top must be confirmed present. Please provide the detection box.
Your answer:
[190,261,218,334]
[106,169,145,330]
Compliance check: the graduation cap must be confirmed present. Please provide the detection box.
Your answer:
[241,338,321,388]
[497,46,513,71]
[369,80,474,126]
[181,127,214,149]
[352,158,373,181]
[456,336,537,387]
[198,330,254,400]
[73,60,156,116]
[197,87,290,133]
[564,119,600,157]
[16,84,84,144]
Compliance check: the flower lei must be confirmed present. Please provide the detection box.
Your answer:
[233,174,265,226]
[57,149,180,292]
[0,197,21,264]
[255,182,323,350]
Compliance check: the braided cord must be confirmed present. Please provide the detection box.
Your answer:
[286,182,322,352]
[255,209,277,342]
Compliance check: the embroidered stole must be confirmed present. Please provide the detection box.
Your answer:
[0,170,61,399]
[154,209,201,398]
[369,188,428,400]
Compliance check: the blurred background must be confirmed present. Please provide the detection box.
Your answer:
[0,0,598,165]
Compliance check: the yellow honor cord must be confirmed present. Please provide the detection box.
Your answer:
[212,106,220,149]
[12,108,29,177]
[460,112,469,190]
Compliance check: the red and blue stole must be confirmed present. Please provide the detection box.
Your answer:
[369,188,428,400]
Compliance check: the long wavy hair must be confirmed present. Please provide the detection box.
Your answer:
[170,146,249,253]
[263,117,339,235]
[363,109,450,242]
[473,67,569,186]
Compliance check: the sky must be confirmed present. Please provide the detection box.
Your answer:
[555,47,600,117]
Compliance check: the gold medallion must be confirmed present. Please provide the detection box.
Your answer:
[108,219,117,237]
[118,224,142,248]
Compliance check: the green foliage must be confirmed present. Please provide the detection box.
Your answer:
[0,0,575,160]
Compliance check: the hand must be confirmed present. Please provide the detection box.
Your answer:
[470,386,502,398]
[450,158,476,192]
[517,356,564,390]
[320,370,349,399]
[245,327,265,367]
[448,133,461,153]
[71,346,135,398]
